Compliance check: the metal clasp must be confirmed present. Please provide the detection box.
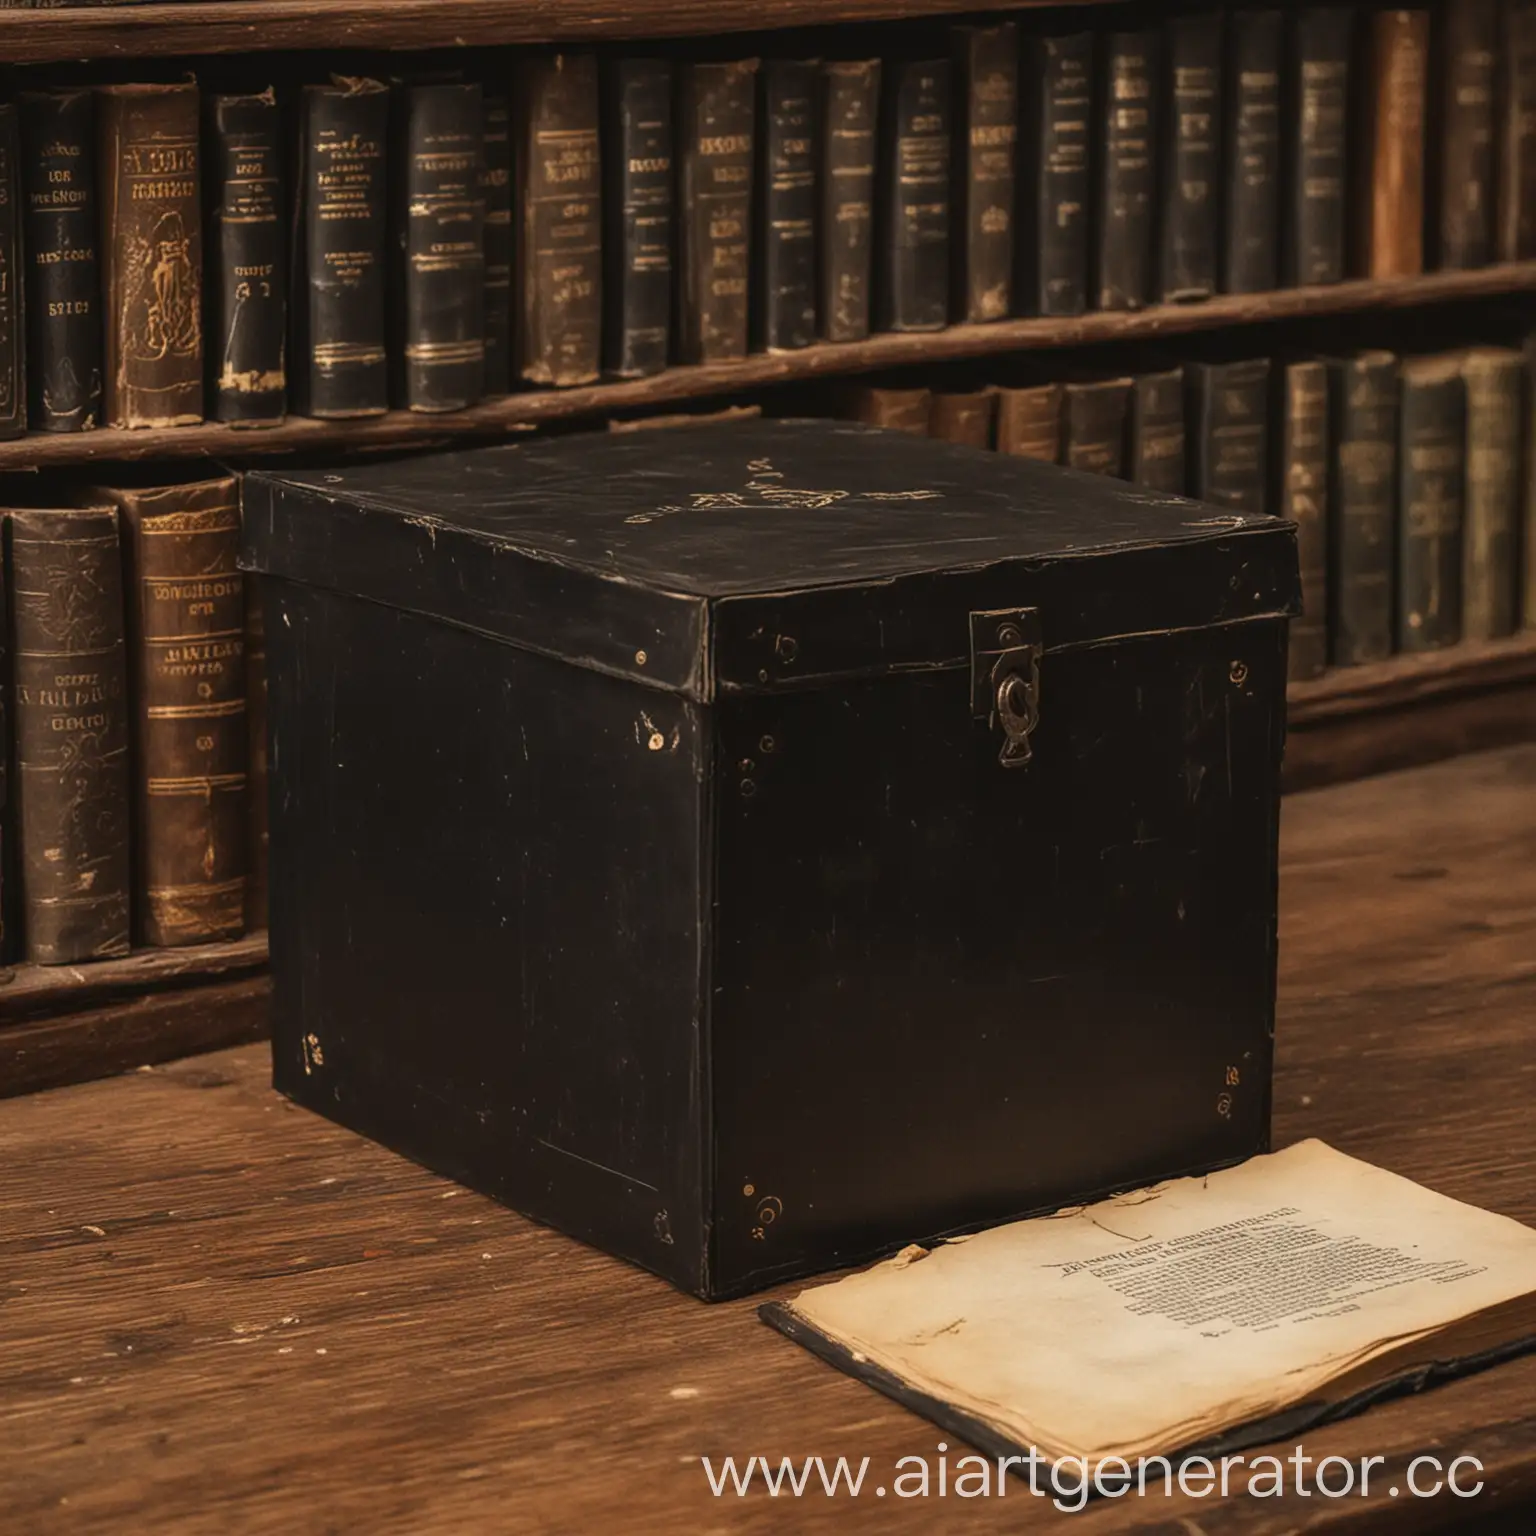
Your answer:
[970,607,1042,769]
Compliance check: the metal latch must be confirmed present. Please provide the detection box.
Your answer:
[970,607,1042,769]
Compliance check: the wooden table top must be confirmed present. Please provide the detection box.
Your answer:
[2,745,1534,1535]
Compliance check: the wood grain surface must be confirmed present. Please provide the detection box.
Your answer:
[0,748,1533,1535]
[0,265,1529,467]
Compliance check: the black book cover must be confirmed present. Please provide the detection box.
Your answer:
[819,60,880,343]
[1128,366,1185,493]
[1284,9,1352,286]
[1396,355,1465,653]
[0,108,23,442]
[1434,0,1497,270]
[1158,13,1222,303]
[482,93,514,396]
[1062,377,1132,477]
[952,23,1017,323]
[18,90,101,433]
[207,88,286,425]
[1018,32,1092,317]
[1187,358,1271,513]
[1327,351,1398,665]
[1223,10,1282,294]
[1278,359,1331,680]
[756,59,819,352]
[292,77,389,418]
[603,59,673,378]
[1096,30,1159,311]
[1498,0,1536,261]
[878,58,952,332]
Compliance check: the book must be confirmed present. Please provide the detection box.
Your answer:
[1222,10,1281,295]
[603,59,673,378]
[879,58,952,332]
[18,89,102,432]
[848,385,931,434]
[97,83,202,429]
[1096,30,1159,311]
[1285,8,1352,286]
[1158,13,1222,303]
[1016,32,1091,318]
[481,93,514,395]
[1357,9,1429,279]
[517,55,599,388]
[0,108,24,443]
[679,59,756,364]
[819,60,880,343]
[7,507,131,963]
[1126,367,1185,493]
[756,60,819,352]
[995,383,1061,461]
[102,477,247,947]
[244,574,268,931]
[1458,347,1522,640]
[1187,358,1271,514]
[1497,1,1536,261]
[1328,350,1399,665]
[952,23,1017,324]
[1062,378,1131,477]
[292,77,389,419]
[206,88,286,425]
[399,81,485,410]
[762,1141,1536,1475]
[1433,0,1497,270]
[1279,360,1331,680]
[1396,353,1465,653]
[929,388,994,447]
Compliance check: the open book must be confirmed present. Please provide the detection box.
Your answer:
[761,1141,1536,1471]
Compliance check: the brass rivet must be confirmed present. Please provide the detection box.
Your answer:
[1229,660,1249,686]
[635,649,648,666]
[759,735,776,754]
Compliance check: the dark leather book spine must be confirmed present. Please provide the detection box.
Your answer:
[1396,355,1465,651]
[1222,10,1282,294]
[1279,359,1331,680]
[1525,333,1536,630]
[1018,32,1091,317]
[995,382,1061,460]
[8,508,131,963]
[1285,9,1352,286]
[1458,347,1521,639]
[1497,1,1536,261]
[1062,378,1132,476]
[481,93,514,396]
[603,59,673,378]
[0,109,25,442]
[953,23,1017,323]
[757,59,819,352]
[1096,30,1159,311]
[517,55,599,387]
[848,384,931,433]
[1434,0,1497,270]
[109,478,246,946]
[819,59,879,343]
[1328,351,1398,664]
[292,79,389,418]
[929,388,995,446]
[244,572,268,931]
[1358,9,1429,278]
[97,84,202,428]
[1158,13,1222,303]
[207,89,286,425]
[679,59,756,364]
[18,90,101,432]
[1128,366,1186,492]
[878,58,952,332]
[1187,358,1271,512]
[400,82,484,410]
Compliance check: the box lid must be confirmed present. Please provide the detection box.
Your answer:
[241,419,1299,701]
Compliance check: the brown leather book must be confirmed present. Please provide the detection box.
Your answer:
[1498,1,1536,261]
[244,573,268,932]
[97,83,203,428]
[929,389,995,447]
[1458,347,1521,639]
[1357,10,1429,278]
[100,476,248,946]
[995,383,1062,461]
[846,386,931,434]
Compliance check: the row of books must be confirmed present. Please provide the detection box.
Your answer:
[0,475,265,966]
[1,4,1534,438]
[846,341,1536,681]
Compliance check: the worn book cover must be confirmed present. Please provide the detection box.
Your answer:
[1458,348,1521,640]
[819,60,879,343]
[1397,354,1465,652]
[1357,9,1429,278]
[1096,30,1158,310]
[995,382,1061,461]
[878,58,952,331]
[756,59,819,352]
[952,23,1017,323]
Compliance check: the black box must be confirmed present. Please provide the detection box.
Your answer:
[241,420,1299,1299]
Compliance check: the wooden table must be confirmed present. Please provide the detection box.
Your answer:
[2,746,1533,1534]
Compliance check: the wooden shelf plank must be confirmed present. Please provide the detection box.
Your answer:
[1,264,1534,469]
[0,0,1123,64]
